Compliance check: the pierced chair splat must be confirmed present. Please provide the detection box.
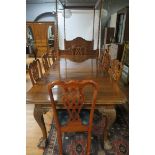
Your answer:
[71,46,86,56]
[28,59,43,85]
[108,59,123,81]
[48,80,98,155]
[42,53,51,72]
[101,49,111,73]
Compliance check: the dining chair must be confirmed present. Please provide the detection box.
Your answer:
[71,46,86,55]
[42,53,51,72]
[101,49,111,72]
[48,80,98,155]
[108,59,123,81]
[48,50,56,63]
[51,50,57,63]
[28,59,43,85]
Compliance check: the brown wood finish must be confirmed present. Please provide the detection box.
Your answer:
[26,22,56,57]
[48,49,57,63]
[108,59,123,81]
[59,49,98,57]
[42,53,51,72]
[65,37,93,51]
[28,59,43,85]
[101,49,111,73]
[63,55,97,63]
[48,80,98,155]
[26,56,127,150]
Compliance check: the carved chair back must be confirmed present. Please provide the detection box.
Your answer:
[65,37,93,51]
[71,46,86,55]
[28,59,43,85]
[42,53,51,72]
[108,59,123,81]
[101,49,111,72]
[65,37,94,56]
[51,51,56,63]
[48,80,98,155]
[48,50,56,63]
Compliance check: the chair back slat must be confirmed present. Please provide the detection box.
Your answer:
[108,59,123,81]
[48,80,98,155]
[28,59,43,85]
[42,53,51,72]
[102,49,111,72]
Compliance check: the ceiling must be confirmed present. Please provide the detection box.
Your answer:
[100,0,128,27]
[59,0,98,8]
[26,0,56,4]
[26,0,128,12]
[26,0,98,8]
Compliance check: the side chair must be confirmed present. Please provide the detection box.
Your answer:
[101,49,111,73]
[51,50,56,63]
[42,53,51,72]
[108,59,123,81]
[71,46,86,55]
[28,59,43,85]
[48,80,98,155]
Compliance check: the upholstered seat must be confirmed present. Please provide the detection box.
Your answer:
[57,109,90,126]
[48,80,98,155]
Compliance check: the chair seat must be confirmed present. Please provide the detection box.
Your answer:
[57,109,90,126]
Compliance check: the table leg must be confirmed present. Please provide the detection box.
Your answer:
[99,106,116,150]
[33,105,50,148]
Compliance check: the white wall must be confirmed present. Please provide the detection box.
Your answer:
[26,3,55,21]
[110,13,117,28]
[27,4,100,50]
[58,10,99,50]
[94,10,100,50]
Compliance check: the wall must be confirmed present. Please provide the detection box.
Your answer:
[26,3,55,21]
[110,13,117,28]
[58,10,99,50]
[27,4,100,50]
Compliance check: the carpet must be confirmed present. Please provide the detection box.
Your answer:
[43,106,129,155]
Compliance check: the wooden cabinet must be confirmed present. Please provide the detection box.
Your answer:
[26,22,56,57]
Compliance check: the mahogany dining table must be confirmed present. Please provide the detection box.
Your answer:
[26,55,127,150]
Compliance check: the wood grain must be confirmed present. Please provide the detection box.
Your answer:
[27,57,127,106]
[28,59,43,85]
[63,37,98,56]
[26,56,127,151]
[26,22,56,57]
[48,80,98,155]
[65,37,93,50]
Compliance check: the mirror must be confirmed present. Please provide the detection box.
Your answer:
[48,25,54,48]
[26,25,35,55]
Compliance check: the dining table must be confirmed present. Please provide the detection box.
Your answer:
[26,55,127,150]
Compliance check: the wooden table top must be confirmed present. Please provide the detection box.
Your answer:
[26,57,127,107]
